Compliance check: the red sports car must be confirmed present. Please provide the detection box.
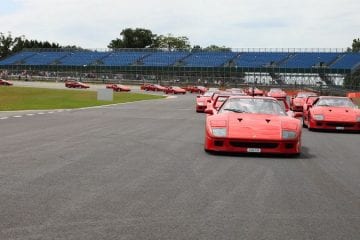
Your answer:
[226,88,246,95]
[151,84,167,91]
[196,91,215,112]
[164,86,186,94]
[0,79,13,86]
[245,87,264,96]
[204,96,302,155]
[266,88,287,99]
[189,86,207,94]
[65,80,90,89]
[140,83,152,90]
[290,92,317,112]
[303,96,360,132]
[106,84,131,92]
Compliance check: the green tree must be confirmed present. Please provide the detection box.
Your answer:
[108,28,155,49]
[191,45,202,52]
[1,32,63,59]
[203,45,231,52]
[351,38,360,52]
[152,34,191,50]
[0,32,16,59]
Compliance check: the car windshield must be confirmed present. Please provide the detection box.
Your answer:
[217,96,229,102]
[297,92,316,98]
[270,88,282,92]
[219,98,286,115]
[315,98,356,108]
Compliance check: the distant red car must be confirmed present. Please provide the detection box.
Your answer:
[204,96,302,155]
[189,86,207,94]
[0,79,13,86]
[65,80,89,89]
[196,91,215,112]
[146,84,166,91]
[290,92,318,112]
[106,84,131,92]
[164,86,186,94]
[266,88,287,99]
[226,88,246,95]
[303,96,360,132]
[140,83,154,91]
[245,87,264,96]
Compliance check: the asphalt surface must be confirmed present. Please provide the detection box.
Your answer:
[0,94,359,240]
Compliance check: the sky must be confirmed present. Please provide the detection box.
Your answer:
[0,0,359,50]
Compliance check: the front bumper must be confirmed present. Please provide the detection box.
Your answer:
[309,119,360,132]
[205,135,301,154]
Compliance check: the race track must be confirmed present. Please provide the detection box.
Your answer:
[0,94,359,240]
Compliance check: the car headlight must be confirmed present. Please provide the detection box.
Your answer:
[198,102,205,106]
[313,114,324,121]
[356,116,360,122]
[282,130,297,139]
[212,128,227,137]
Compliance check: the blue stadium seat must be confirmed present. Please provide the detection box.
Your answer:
[142,51,189,66]
[101,52,148,66]
[183,52,238,67]
[331,53,360,69]
[0,51,36,65]
[24,52,70,65]
[235,52,289,67]
[1,50,360,71]
[60,52,110,66]
[280,53,339,68]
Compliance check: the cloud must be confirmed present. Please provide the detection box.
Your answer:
[0,0,359,49]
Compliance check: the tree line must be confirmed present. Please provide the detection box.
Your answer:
[0,28,231,59]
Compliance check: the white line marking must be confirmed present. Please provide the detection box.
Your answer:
[48,112,54,114]
[13,115,23,118]
[26,114,35,116]
[0,117,9,120]
[37,112,45,115]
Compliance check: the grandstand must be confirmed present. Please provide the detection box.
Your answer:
[1,49,359,87]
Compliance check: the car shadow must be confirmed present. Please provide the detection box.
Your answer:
[308,129,359,134]
[205,146,315,160]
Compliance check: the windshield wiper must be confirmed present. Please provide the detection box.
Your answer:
[223,108,247,113]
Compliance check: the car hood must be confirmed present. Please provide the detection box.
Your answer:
[209,112,300,140]
[311,106,359,121]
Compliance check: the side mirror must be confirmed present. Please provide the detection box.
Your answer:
[204,108,214,115]
[207,99,211,103]
[197,95,200,98]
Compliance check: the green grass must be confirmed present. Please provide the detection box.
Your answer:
[0,87,165,111]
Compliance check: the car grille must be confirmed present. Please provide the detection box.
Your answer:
[229,141,279,149]
[326,122,355,127]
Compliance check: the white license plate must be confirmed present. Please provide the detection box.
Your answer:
[336,127,345,130]
[247,148,261,153]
